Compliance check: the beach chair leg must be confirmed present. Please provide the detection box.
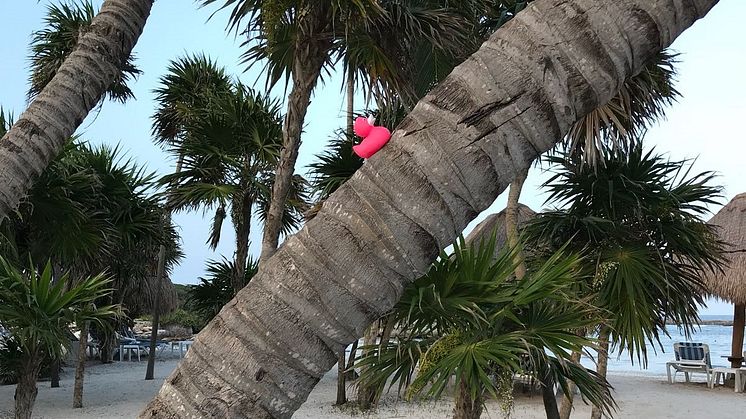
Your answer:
[684,372,690,382]
[666,364,673,383]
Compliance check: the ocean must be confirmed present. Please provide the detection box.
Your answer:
[582,315,739,376]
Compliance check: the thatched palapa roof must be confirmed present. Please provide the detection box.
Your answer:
[466,203,536,256]
[703,193,746,305]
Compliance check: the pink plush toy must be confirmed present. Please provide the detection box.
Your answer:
[352,115,391,159]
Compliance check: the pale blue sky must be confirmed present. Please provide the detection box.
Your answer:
[1,1,744,315]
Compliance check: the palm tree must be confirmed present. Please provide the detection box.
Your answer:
[355,236,614,419]
[0,258,119,419]
[151,54,233,147]
[0,0,153,220]
[199,0,478,260]
[525,148,725,419]
[140,1,719,417]
[161,83,309,293]
[508,48,680,419]
[146,53,234,380]
[4,139,181,406]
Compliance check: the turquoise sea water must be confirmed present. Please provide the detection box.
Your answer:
[581,315,740,377]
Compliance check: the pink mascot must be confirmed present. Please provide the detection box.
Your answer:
[352,115,391,159]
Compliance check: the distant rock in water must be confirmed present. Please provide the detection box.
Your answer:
[700,319,734,326]
[664,319,733,326]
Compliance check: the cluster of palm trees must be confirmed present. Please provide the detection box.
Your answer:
[0,3,180,418]
[0,0,724,418]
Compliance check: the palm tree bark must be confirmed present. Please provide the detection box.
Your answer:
[541,367,561,419]
[347,66,355,136]
[505,168,529,278]
[233,195,253,294]
[356,321,379,410]
[15,354,43,419]
[591,326,611,419]
[73,322,89,408]
[0,0,153,221]
[141,1,719,417]
[260,10,333,261]
[453,381,483,419]
[344,340,359,380]
[335,66,357,406]
[559,349,583,419]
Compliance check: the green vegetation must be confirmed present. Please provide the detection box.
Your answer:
[0,258,119,419]
[355,235,615,419]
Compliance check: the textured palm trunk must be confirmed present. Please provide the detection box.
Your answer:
[505,168,529,279]
[14,354,42,419]
[356,321,379,410]
[50,360,60,388]
[73,322,89,408]
[233,195,253,295]
[559,349,583,419]
[541,367,561,419]
[0,0,153,221]
[453,381,483,419]
[335,68,357,406]
[345,340,359,380]
[259,14,333,260]
[590,326,610,419]
[335,352,347,405]
[347,67,355,136]
[141,1,718,417]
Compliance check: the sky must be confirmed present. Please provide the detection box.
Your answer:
[1,1,744,315]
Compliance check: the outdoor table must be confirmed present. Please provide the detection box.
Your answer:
[709,367,746,392]
[119,344,142,361]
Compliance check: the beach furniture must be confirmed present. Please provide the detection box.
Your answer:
[119,343,145,361]
[166,339,194,358]
[666,342,713,384]
[178,340,193,358]
[709,366,746,392]
[116,333,150,361]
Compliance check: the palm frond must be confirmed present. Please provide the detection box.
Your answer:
[562,50,680,167]
[28,1,141,103]
[188,257,259,320]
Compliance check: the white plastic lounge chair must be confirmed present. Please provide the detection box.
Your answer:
[666,342,713,384]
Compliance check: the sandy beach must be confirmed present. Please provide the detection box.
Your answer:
[2,356,745,419]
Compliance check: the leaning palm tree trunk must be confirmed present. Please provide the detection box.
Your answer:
[141,1,719,417]
[0,0,153,221]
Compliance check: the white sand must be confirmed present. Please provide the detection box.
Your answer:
[2,357,745,418]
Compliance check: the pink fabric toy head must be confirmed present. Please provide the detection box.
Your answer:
[352,115,391,159]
